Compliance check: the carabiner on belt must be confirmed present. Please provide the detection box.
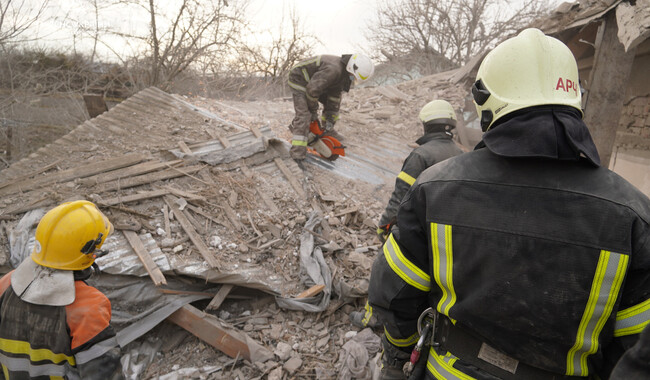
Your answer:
[403,307,438,378]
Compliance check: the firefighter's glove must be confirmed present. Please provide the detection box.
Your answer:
[377,223,391,244]
[379,334,411,380]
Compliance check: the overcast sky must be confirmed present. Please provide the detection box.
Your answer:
[29,0,564,60]
[247,0,376,55]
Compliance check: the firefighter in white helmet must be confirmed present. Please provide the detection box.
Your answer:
[367,28,650,379]
[350,100,464,330]
[287,53,374,161]
[0,200,123,379]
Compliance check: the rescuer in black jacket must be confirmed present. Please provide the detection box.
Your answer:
[350,99,464,329]
[368,28,650,380]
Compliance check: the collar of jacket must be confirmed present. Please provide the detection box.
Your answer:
[474,106,600,167]
[417,131,453,145]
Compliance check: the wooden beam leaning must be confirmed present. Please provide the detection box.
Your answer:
[97,164,203,193]
[167,304,252,361]
[123,230,167,286]
[164,196,220,268]
[98,189,169,207]
[80,159,183,186]
[273,158,306,198]
[0,153,146,197]
[206,284,235,311]
[0,159,63,190]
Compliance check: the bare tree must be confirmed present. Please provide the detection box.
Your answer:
[367,0,552,73]
[0,0,49,45]
[118,0,248,89]
[235,6,317,81]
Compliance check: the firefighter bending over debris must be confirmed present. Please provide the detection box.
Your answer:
[350,99,464,330]
[287,53,374,161]
[368,28,650,379]
[0,201,123,379]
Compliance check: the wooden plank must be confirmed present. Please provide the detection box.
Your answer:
[218,135,232,149]
[0,153,146,196]
[163,185,206,201]
[99,189,169,207]
[123,230,167,286]
[178,141,193,155]
[167,304,252,361]
[97,165,203,193]
[206,284,235,311]
[334,206,359,217]
[584,13,637,168]
[80,160,183,186]
[273,158,305,198]
[296,284,325,299]
[83,94,108,118]
[249,125,263,139]
[183,208,206,235]
[164,196,220,268]
[162,204,171,237]
[240,165,280,214]
[0,159,63,189]
[222,202,244,231]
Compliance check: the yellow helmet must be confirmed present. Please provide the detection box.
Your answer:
[31,200,113,270]
[472,28,582,131]
[419,99,457,127]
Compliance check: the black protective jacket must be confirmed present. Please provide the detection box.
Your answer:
[368,107,650,379]
[287,54,352,123]
[378,131,464,228]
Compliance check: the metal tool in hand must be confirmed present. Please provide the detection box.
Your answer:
[403,307,438,377]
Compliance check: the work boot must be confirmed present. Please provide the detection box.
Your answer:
[290,145,306,161]
[350,310,380,329]
[326,129,345,141]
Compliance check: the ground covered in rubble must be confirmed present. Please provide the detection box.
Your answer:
[0,73,471,380]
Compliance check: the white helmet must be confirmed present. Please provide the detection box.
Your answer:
[346,54,374,83]
[473,28,582,131]
[419,100,457,127]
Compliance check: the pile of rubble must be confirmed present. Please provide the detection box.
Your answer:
[0,70,474,378]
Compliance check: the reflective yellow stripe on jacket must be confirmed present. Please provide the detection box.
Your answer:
[0,338,75,366]
[0,338,75,378]
[431,223,457,316]
[427,348,476,380]
[383,234,430,291]
[614,298,650,337]
[397,171,416,186]
[384,327,419,348]
[566,250,628,376]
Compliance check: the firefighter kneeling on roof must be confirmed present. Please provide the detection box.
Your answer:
[367,28,650,379]
[0,200,123,379]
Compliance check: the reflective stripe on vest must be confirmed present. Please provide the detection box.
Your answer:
[291,56,321,70]
[431,223,457,316]
[292,135,308,147]
[398,171,416,186]
[362,301,373,326]
[614,298,650,337]
[288,80,306,92]
[384,327,419,348]
[302,68,310,83]
[383,233,430,291]
[0,338,75,366]
[427,348,475,380]
[0,352,70,378]
[327,95,340,103]
[565,250,628,376]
